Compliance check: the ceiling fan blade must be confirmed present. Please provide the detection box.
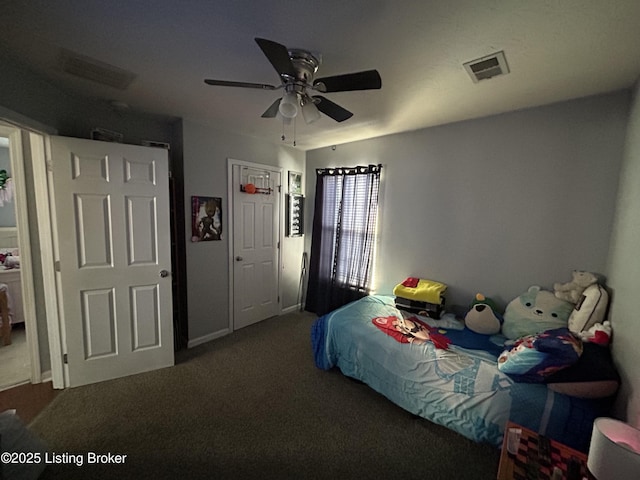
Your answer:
[313,96,353,122]
[313,69,382,92]
[261,98,281,118]
[204,79,278,90]
[255,37,296,79]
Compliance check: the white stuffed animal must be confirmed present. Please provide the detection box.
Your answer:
[553,270,598,304]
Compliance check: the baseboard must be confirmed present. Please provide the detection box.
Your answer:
[281,304,302,315]
[187,328,230,348]
[187,308,304,348]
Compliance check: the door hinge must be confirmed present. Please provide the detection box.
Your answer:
[278,295,280,303]
[63,353,68,364]
[54,261,60,272]
[278,185,282,193]
[277,241,280,249]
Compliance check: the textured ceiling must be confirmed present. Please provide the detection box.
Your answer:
[1,0,640,151]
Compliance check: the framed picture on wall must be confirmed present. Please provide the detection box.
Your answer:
[286,194,304,237]
[191,196,222,242]
[288,171,302,195]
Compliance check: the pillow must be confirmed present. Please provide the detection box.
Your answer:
[568,284,609,334]
[502,286,574,340]
[0,247,19,267]
[547,381,619,399]
[545,343,620,398]
[497,328,582,383]
[3,255,20,269]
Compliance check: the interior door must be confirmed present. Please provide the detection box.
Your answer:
[50,136,174,387]
[232,164,280,329]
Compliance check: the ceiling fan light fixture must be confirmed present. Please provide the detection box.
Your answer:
[204,38,381,126]
[302,99,321,124]
[279,91,298,118]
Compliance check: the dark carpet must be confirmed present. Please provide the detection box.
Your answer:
[29,310,500,479]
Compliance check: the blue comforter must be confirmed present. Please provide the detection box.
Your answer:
[311,295,607,451]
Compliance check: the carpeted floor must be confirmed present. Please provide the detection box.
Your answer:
[28,310,500,479]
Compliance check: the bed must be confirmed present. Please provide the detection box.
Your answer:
[311,294,612,452]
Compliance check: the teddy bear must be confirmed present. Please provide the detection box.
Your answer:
[502,286,574,340]
[553,270,598,304]
[578,321,612,346]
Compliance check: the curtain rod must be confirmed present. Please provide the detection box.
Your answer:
[316,164,382,176]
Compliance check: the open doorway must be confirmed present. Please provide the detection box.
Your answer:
[0,124,41,391]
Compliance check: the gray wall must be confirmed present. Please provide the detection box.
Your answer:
[306,91,629,314]
[183,120,305,342]
[607,80,640,427]
[0,53,176,146]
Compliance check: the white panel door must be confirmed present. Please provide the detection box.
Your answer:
[232,165,280,329]
[50,136,174,387]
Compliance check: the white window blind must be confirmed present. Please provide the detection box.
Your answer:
[322,171,380,289]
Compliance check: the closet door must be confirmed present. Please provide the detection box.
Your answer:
[232,164,280,329]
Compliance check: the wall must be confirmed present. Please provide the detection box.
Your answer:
[306,91,629,314]
[607,80,640,427]
[182,120,305,343]
[0,53,176,146]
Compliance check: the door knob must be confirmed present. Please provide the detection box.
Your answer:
[235,256,243,261]
[160,269,170,278]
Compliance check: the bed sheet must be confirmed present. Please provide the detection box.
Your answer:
[311,295,607,451]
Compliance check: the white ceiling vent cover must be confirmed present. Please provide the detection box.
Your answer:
[58,49,136,90]
[464,51,509,83]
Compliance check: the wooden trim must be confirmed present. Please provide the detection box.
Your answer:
[31,132,64,388]
[0,124,41,385]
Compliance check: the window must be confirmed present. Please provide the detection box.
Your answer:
[305,165,382,315]
[323,173,379,288]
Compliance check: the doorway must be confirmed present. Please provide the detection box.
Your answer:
[0,123,41,391]
[0,122,181,391]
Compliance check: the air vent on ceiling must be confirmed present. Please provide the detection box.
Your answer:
[463,51,509,83]
[58,49,136,90]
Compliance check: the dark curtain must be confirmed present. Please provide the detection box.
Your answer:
[305,164,382,316]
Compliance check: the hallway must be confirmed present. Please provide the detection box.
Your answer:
[0,323,30,390]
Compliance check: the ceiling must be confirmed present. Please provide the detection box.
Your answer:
[1,1,640,151]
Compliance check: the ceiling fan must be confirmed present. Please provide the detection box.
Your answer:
[204,38,382,124]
